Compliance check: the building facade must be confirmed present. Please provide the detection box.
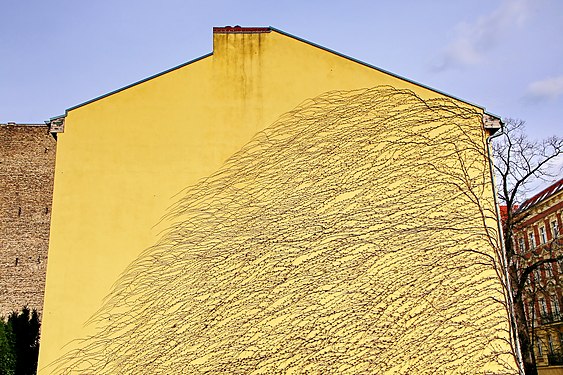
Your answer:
[513,179,563,374]
[0,123,56,318]
[38,27,516,374]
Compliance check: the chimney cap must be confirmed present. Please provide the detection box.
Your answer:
[213,26,271,34]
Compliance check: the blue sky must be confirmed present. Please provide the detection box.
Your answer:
[1,0,562,140]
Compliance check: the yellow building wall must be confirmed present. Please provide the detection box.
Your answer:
[539,366,563,375]
[39,29,516,373]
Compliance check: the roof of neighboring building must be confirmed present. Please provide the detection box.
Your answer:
[518,178,563,213]
[1,123,47,127]
[499,205,509,222]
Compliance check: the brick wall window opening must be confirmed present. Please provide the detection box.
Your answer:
[530,232,537,249]
[540,298,549,316]
[549,334,555,355]
[529,301,536,322]
[535,268,542,284]
[540,226,547,244]
[546,264,554,280]
[519,237,526,252]
[552,296,561,316]
[553,220,559,239]
[538,339,544,358]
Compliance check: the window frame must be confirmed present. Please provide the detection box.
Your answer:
[529,232,537,249]
[540,226,547,244]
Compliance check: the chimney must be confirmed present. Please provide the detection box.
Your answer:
[212,26,271,57]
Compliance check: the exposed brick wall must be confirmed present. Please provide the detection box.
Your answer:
[0,123,55,319]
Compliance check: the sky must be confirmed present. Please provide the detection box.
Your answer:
[1,0,562,141]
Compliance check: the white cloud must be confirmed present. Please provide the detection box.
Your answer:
[527,76,563,100]
[435,0,530,70]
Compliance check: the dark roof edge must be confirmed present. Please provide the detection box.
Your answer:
[63,52,213,115]
[1,122,47,127]
[47,114,66,122]
[268,27,486,111]
[57,27,494,118]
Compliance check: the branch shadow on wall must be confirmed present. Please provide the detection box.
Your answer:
[48,86,516,374]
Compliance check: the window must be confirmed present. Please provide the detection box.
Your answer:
[546,264,554,280]
[534,268,542,283]
[549,335,555,354]
[540,226,547,244]
[528,301,536,322]
[538,340,543,358]
[519,237,525,252]
[529,232,536,248]
[552,296,561,316]
[540,298,548,316]
[553,221,560,238]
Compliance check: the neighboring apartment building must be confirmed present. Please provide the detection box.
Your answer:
[0,122,56,318]
[513,179,563,374]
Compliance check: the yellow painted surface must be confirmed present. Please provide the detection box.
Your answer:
[39,29,516,373]
[539,366,563,375]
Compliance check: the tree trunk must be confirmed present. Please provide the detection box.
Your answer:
[514,297,537,374]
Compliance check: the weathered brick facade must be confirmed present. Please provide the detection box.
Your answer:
[0,123,55,318]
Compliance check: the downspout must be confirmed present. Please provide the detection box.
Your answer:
[486,122,525,374]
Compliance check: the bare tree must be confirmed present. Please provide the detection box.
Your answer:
[492,118,563,375]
